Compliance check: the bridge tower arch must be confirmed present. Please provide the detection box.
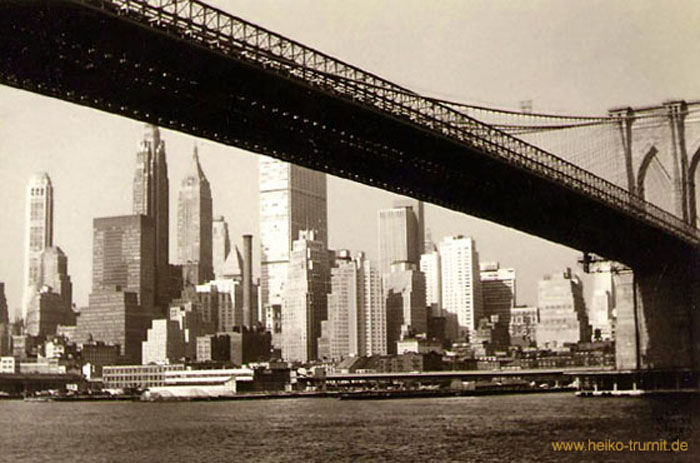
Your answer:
[687,144,700,227]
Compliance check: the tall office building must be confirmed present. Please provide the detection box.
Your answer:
[385,262,427,353]
[325,251,359,360]
[25,247,74,337]
[22,172,54,321]
[420,239,441,314]
[440,235,483,339]
[259,157,327,331]
[378,203,422,276]
[325,251,387,359]
[91,215,156,309]
[588,263,616,341]
[361,256,387,356]
[132,124,170,311]
[212,216,231,280]
[281,230,329,362]
[480,262,516,330]
[177,147,213,285]
[536,269,591,348]
[76,215,157,363]
[0,283,9,355]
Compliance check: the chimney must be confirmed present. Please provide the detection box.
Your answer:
[242,234,254,327]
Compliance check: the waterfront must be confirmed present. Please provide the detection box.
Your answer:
[1,393,697,462]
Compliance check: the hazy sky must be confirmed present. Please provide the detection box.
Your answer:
[1,0,699,319]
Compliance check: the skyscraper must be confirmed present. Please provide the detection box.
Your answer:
[76,214,157,363]
[378,204,422,276]
[385,262,427,353]
[327,251,362,360]
[25,247,74,337]
[361,256,387,355]
[480,262,516,331]
[281,230,329,362]
[259,157,327,333]
[132,124,170,311]
[440,235,483,339]
[536,269,591,348]
[420,239,441,314]
[91,215,156,309]
[177,147,213,285]
[22,172,54,321]
[212,216,231,280]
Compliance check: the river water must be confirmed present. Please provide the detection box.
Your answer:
[0,393,697,462]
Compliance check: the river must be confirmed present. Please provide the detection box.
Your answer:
[0,393,697,462]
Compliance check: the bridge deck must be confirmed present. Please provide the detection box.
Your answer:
[1,0,699,266]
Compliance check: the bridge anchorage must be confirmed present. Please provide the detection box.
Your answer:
[0,0,698,382]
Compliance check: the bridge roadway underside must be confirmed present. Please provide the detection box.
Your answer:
[1,1,698,270]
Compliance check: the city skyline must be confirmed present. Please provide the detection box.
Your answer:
[2,0,698,319]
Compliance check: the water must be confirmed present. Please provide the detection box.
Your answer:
[0,393,697,462]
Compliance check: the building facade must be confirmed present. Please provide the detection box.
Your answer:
[132,124,170,313]
[177,147,213,285]
[91,215,156,310]
[22,172,54,322]
[479,262,515,340]
[25,247,74,337]
[536,269,591,349]
[378,204,422,276]
[384,262,427,354]
[439,235,483,339]
[281,230,329,362]
[420,240,441,315]
[588,262,616,341]
[259,157,327,333]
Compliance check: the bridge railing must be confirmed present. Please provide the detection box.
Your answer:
[80,0,700,245]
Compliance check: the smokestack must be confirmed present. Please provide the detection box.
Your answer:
[242,234,254,328]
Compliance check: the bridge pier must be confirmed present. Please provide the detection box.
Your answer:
[615,255,699,371]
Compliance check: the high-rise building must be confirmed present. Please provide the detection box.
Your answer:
[91,215,156,310]
[420,239,441,314]
[25,247,74,337]
[361,256,387,356]
[323,251,387,360]
[281,230,329,362]
[480,262,515,336]
[177,147,213,285]
[141,318,185,365]
[385,262,427,354]
[378,204,422,275]
[0,283,9,356]
[212,216,231,280]
[509,305,538,348]
[589,262,616,341]
[132,124,170,312]
[536,269,591,348]
[439,235,483,339]
[77,291,152,364]
[76,214,157,363]
[259,158,327,325]
[22,172,54,321]
[326,251,362,360]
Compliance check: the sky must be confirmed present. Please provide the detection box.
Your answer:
[1,0,699,319]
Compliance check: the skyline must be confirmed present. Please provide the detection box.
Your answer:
[2,0,699,318]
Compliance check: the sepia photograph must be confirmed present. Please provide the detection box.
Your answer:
[0,0,698,461]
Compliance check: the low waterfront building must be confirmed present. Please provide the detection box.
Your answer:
[396,338,443,355]
[103,364,185,390]
[0,356,17,373]
[143,367,254,399]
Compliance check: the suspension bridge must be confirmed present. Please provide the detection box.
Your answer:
[0,0,698,375]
